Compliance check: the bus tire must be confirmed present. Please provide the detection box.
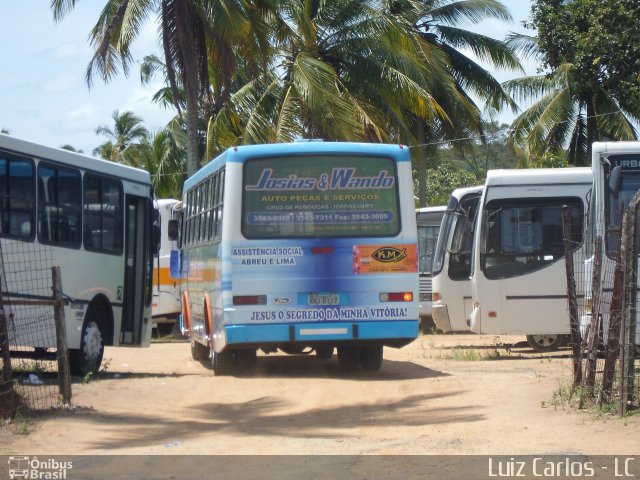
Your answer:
[191,339,210,361]
[526,334,566,353]
[70,319,105,376]
[337,346,360,372]
[315,346,334,359]
[212,349,234,376]
[360,344,383,371]
[235,349,257,376]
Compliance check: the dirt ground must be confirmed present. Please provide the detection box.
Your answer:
[1,334,639,456]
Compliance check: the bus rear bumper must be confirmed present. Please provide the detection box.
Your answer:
[224,320,419,349]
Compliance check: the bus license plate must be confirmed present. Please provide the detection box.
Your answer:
[308,293,339,306]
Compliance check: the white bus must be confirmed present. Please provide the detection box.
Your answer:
[431,186,483,332]
[152,198,181,328]
[416,206,445,332]
[470,167,592,351]
[0,134,157,374]
[584,142,640,346]
[174,142,419,375]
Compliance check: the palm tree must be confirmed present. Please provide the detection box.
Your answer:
[504,34,639,166]
[93,110,149,163]
[51,0,270,176]
[208,0,455,148]
[127,120,187,198]
[393,0,522,204]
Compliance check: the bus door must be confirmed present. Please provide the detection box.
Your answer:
[121,195,152,344]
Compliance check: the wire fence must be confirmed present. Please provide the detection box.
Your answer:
[565,200,639,415]
[0,239,71,417]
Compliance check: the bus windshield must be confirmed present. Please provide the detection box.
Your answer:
[417,224,439,274]
[605,155,640,258]
[432,191,480,278]
[481,197,583,280]
[242,155,400,238]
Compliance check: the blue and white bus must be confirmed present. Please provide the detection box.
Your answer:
[175,142,419,374]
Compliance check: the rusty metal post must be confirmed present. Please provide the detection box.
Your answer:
[52,267,71,404]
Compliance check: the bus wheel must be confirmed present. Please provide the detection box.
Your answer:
[315,346,334,360]
[526,334,566,353]
[235,349,257,376]
[360,345,383,371]
[70,320,104,376]
[212,349,233,376]
[337,346,360,372]
[191,339,210,361]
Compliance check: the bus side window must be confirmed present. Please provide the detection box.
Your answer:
[0,156,35,240]
[83,174,123,253]
[37,162,81,248]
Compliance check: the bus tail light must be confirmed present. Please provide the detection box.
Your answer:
[233,295,267,305]
[433,292,441,302]
[380,292,413,302]
[311,246,333,254]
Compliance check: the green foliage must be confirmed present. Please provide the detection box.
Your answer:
[529,151,569,168]
[505,23,638,165]
[531,0,640,115]
[422,162,478,206]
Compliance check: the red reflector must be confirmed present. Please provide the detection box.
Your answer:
[233,295,267,305]
[380,292,413,302]
[311,246,333,254]
[488,311,497,318]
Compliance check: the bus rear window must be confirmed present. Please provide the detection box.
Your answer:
[242,155,400,238]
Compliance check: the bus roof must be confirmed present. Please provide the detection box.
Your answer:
[155,198,180,207]
[592,141,640,156]
[485,167,592,187]
[184,141,410,191]
[415,206,446,214]
[0,134,151,185]
[449,185,483,200]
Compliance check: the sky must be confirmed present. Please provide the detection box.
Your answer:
[0,0,536,156]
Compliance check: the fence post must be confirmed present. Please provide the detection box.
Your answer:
[585,236,603,389]
[52,267,71,404]
[619,194,640,415]
[600,205,627,406]
[0,307,17,419]
[562,207,582,386]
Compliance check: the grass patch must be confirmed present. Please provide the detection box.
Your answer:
[428,348,505,361]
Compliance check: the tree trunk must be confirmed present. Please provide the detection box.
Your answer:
[416,122,427,207]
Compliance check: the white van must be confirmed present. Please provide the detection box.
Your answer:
[469,168,592,351]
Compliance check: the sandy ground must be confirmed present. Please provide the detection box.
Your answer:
[1,334,639,457]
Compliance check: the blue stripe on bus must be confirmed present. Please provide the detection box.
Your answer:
[224,320,418,344]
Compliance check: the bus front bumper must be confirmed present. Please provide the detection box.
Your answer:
[431,304,452,332]
[224,320,418,348]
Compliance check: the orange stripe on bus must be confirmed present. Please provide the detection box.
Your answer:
[156,267,181,286]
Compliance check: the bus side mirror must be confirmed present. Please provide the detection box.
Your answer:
[168,219,179,242]
[609,165,622,196]
[153,224,161,253]
[152,206,161,253]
